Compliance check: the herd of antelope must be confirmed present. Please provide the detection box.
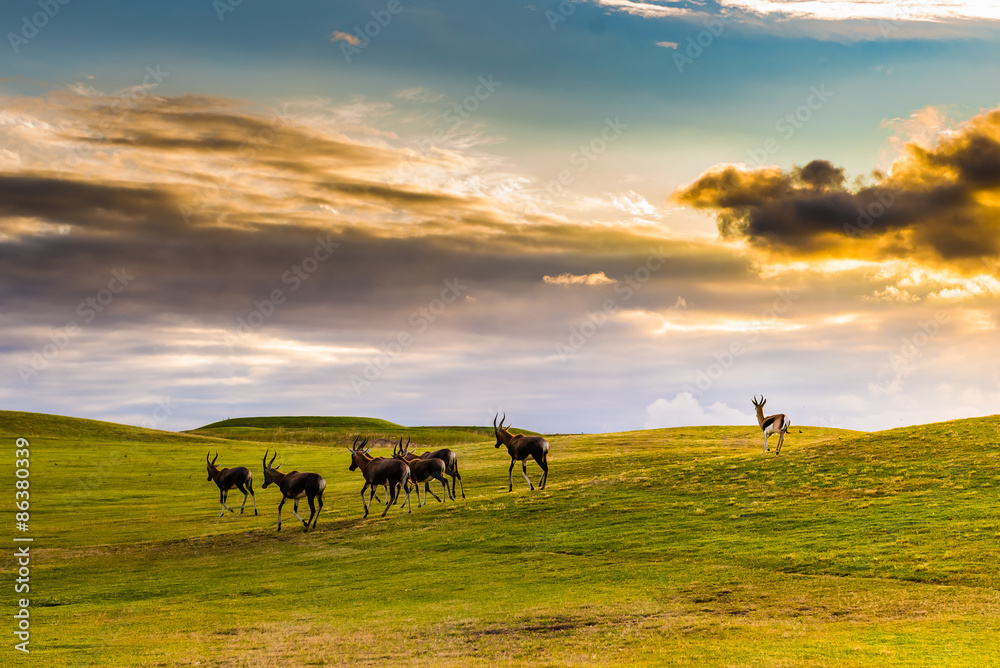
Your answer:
[205,413,544,532]
[205,397,786,532]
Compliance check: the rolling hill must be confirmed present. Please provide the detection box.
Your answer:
[2,411,999,666]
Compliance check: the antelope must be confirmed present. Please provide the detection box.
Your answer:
[205,452,257,517]
[493,413,549,491]
[261,449,326,532]
[413,445,465,499]
[393,437,452,507]
[348,437,411,518]
[752,395,791,456]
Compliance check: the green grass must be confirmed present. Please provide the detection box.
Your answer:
[3,411,1000,666]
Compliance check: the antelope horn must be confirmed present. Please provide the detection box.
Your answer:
[207,452,211,464]
[493,413,498,430]
[211,452,218,465]
[268,449,278,469]
[406,436,411,455]
[500,412,506,430]
[352,435,360,450]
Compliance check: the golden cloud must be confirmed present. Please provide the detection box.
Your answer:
[542,272,618,286]
[672,105,1000,273]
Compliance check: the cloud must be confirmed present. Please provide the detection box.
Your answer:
[719,0,1000,22]
[671,105,1000,273]
[588,0,1000,40]
[330,31,362,46]
[645,392,754,428]
[394,87,444,103]
[611,190,657,216]
[655,41,679,49]
[590,0,696,20]
[592,0,1000,24]
[2,89,997,436]
[543,272,617,286]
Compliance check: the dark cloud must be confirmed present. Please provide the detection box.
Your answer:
[0,93,769,341]
[0,175,183,232]
[672,108,1000,269]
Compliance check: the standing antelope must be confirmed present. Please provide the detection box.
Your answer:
[205,452,257,517]
[393,437,452,507]
[752,395,791,456]
[493,413,549,491]
[261,449,326,532]
[348,437,412,518]
[413,445,465,499]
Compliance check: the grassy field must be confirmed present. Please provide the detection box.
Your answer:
[2,410,1000,666]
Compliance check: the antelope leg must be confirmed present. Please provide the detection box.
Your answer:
[238,485,248,515]
[313,494,323,529]
[303,497,316,532]
[220,490,234,516]
[425,481,443,503]
[360,484,371,516]
[521,461,533,490]
[382,484,396,517]
[291,499,306,527]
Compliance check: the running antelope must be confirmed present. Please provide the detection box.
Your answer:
[348,437,411,518]
[493,413,549,491]
[752,395,791,456]
[205,452,257,517]
[261,449,326,532]
[393,437,452,507]
[413,444,465,499]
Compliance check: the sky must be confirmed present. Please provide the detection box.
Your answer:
[1,0,999,434]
